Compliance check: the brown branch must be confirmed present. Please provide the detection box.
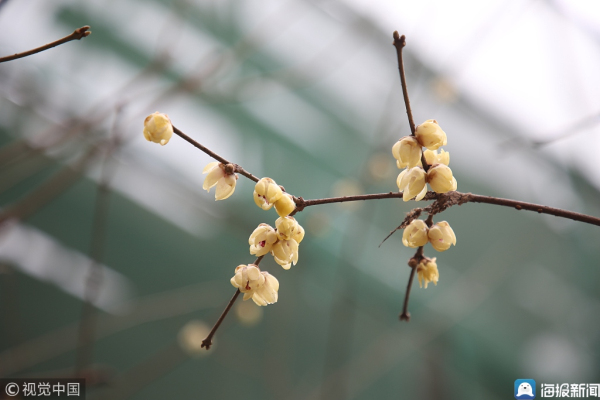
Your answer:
[392,32,416,135]
[172,126,259,183]
[466,193,600,226]
[0,26,91,64]
[201,255,264,350]
[297,191,600,227]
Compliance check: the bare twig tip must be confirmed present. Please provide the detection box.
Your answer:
[201,339,212,350]
[74,26,91,40]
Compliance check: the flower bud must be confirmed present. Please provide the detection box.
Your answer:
[416,257,439,288]
[423,149,450,166]
[402,219,429,248]
[275,216,301,241]
[230,264,266,299]
[415,119,447,150]
[254,178,283,210]
[397,167,427,202]
[426,164,457,193]
[274,193,296,217]
[143,112,173,146]
[203,162,237,200]
[249,224,278,256]
[427,221,456,252]
[392,136,422,169]
[271,239,299,270]
[252,271,279,306]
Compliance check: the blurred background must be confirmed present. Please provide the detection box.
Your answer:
[1,0,600,398]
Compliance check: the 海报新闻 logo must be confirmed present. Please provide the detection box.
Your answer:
[515,379,536,399]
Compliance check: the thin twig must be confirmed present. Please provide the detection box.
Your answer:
[399,247,422,322]
[201,255,264,350]
[172,126,259,183]
[200,289,241,350]
[0,26,91,63]
[392,32,416,135]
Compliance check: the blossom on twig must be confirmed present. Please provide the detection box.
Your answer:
[427,164,457,193]
[143,112,173,146]
[274,193,296,217]
[416,257,439,288]
[254,177,283,210]
[415,119,447,150]
[392,136,422,169]
[203,162,237,200]
[402,219,429,248]
[428,221,456,252]
[249,224,278,256]
[397,167,427,201]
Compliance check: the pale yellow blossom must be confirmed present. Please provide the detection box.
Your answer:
[392,136,422,169]
[417,258,439,288]
[203,162,237,200]
[143,112,173,146]
[415,119,447,150]
[428,221,456,252]
[402,219,429,248]
[249,224,278,257]
[271,239,299,270]
[397,167,427,202]
[230,264,265,300]
[423,149,450,166]
[274,193,296,217]
[426,164,457,193]
[251,271,279,306]
[254,177,283,210]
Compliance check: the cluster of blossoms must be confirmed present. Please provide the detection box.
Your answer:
[403,220,456,288]
[143,113,285,306]
[250,176,304,267]
[393,119,456,201]
[392,120,458,288]
[249,216,304,269]
[253,177,296,217]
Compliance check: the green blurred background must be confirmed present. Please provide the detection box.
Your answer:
[1,0,600,399]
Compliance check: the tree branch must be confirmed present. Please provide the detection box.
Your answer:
[172,126,259,183]
[0,26,91,64]
[297,191,600,227]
